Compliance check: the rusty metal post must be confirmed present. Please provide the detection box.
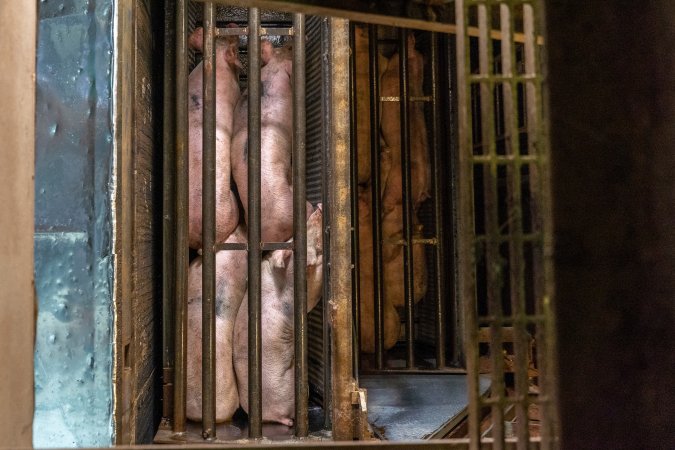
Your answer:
[328,17,355,441]
[398,28,416,369]
[348,22,361,380]
[247,7,263,440]
[292,12,309,438]
[429,31,447,369]
[201,2,217,439]
[368,23,385,370]
[173,0,189,433]
[162,0,176,421]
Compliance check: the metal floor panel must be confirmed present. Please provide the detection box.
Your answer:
[360,374,490,441]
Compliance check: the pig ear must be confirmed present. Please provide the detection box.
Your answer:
[269,248,292,274]
[189,27,204,51]
[261,40,274,65]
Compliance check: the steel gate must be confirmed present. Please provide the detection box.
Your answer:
[158,0,558,447]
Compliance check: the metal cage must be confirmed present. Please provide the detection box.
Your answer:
[157,0,557,447]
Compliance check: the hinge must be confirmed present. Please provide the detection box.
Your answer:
[350,383,372,440]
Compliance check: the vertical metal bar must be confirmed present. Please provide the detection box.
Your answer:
[328,17,355,441]
[247,7,263,440]
[500,4,529,448]
[162,0,176,421]
[455,1,480,448]
[348,23,361,379]
[292,12,309,439]
[368,23,385,370]
[478,4,505,448]
[173,0,188,433]
[201,2,217,440]
[524,4,559,448]
[398,28,416,369]
[430,32,446,369]
[320,17,333,429]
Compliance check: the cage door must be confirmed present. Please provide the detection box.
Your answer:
[455,1,558,448]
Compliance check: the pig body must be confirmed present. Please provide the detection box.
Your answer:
[354,26,388,185]
[188,27,242,249]
[357,189,401,352]
[231,41,312,243]
[381,205,428,308]
[233,206,324,426]
[186,225,248,422]
[379,34,431,213]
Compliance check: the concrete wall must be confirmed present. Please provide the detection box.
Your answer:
[545,3,675,449]
[0,2,37,448]
[32,0,115,446]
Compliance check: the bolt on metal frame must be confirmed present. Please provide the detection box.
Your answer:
[455,0,558,448]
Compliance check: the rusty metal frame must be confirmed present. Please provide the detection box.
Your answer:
[455,1,557,449]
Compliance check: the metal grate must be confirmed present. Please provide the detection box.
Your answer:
[455,0,558,448]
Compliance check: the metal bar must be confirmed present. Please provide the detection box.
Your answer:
[292,12,309,438]
[215,242,248,251]
[368,23,385,370]
[499,4,529,448]
[321,17,332,430]
[173,0,189,433]
[360,367,467,376]
[191,0,547,40]
[430,32,446,369]
[478,4,505,448]
[454,1,480,448]
[216,26,294,37]
[524,3,560,448]
[472,154,539,164]
[247,7,263,440]
[348,22,361,380]
[201,2,217,439]
[162,0,176,421]
[398,28,416,369]
[328,17,355,441]
[261,242,293,251]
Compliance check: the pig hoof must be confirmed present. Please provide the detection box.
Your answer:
[280,418,294,427]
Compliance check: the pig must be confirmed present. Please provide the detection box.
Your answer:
[357,188,402,352]
[186,225,248,423]
[354,26,388,186]
[233,205,324,426]
[188,26,243,249]
[381,205,429,308]
[231,40,313,243]
[379,33,431,214]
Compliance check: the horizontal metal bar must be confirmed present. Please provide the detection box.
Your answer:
[474,234,542,243]
[215,26,293,37]
[380,96,432,102]
[261,242,294,251]
[477,314,547,325]
[192,0,546,42]
[383,237,439,246]
[469,74,540,83]
[471,155,540,164]
[360,368,467,375]
[214,242,248,251]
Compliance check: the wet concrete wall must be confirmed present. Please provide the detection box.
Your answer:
[33,0,115,446]
[545,3,675,449]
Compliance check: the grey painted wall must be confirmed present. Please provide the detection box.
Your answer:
[33,0,115,446]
